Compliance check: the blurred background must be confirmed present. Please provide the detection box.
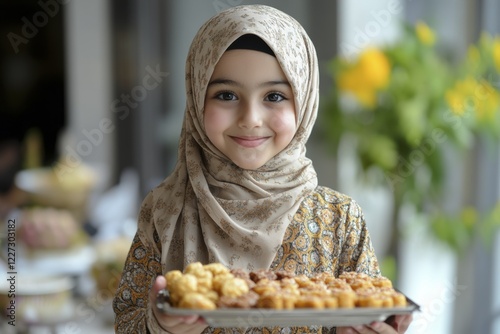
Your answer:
[0,0,499,333]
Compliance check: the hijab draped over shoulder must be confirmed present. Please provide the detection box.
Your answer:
[137,4,319,272]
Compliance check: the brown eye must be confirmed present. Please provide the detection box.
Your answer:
[216,92,237,101]
[265,92,286,102]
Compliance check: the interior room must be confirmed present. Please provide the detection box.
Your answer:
[0,1,499,333]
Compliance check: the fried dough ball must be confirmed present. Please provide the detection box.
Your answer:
[323,296,339,308]
[182,263,213,292]
[217,291,259,309]
[356,293,384,308]
[196,271,214,293]
[252,279,280,296]
[280,277,298,288]
[380,295,394,308]
[280,294,298,309]
[330,288,356,308]
[372,276,393,288]
[390,291,407,307]
[178,292,217,310]
[257,293,284,309]
[304,281,328,292]
[204,290,220,303]
[350,279,374,291]
[185,262,205,275]
[203,262,230,276]
[212,273,235,293]
[356,288,402,308]
[165,270,183,290]
[171,273,198,295]
[220,277,249,297]
[280,278,300,296]
[294,274,314,288]
[295,295,325,309]
[230,268,256,289]
[325,278,351,290]
[257,293,296,309]
[166,272,198,306]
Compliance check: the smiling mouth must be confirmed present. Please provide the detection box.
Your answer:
[230,136,269,148]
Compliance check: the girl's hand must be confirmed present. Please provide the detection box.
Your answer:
[337,314,413,334]
[150,275,208,334]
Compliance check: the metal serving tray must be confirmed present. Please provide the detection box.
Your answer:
[156,290,420,328]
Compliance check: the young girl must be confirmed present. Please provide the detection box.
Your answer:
[113,5,412,334]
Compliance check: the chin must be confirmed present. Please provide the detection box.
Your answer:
[233,160,266,170]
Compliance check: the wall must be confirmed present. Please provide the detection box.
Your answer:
[64,0,113,192]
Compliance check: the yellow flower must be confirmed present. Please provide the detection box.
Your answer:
[415,21,436,46]
[445,78,475,115]
[473,79,500,121]
[445,89,465,115]
[358,49,391,88]
[338,69,376,107]
[446,77,500,121]
[493,37,500,73]
[336,48,390,108]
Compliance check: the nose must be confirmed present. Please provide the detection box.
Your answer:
[238,100,263,128]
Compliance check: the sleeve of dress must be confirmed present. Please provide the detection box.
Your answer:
[338,199,381,277]
[113,232,168,333]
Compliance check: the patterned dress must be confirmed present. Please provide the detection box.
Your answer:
[113,186,380,333]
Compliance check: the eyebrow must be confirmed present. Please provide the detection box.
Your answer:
[207,78,290,88]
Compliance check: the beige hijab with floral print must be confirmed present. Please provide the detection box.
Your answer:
[137,4,319,272]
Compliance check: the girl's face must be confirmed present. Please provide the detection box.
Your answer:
[204,49,297,170]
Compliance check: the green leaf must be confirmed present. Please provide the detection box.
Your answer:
[396,98,427,147]
[359,135,398,171]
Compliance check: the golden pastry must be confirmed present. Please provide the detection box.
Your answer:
[178,292,217,310]
[220,277,249,297]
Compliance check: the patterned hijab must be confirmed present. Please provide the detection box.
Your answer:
[137,4,319,272]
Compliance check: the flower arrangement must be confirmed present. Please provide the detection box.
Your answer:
[432,31,500,253]
[320,21,500,268]
[445,32,500,142]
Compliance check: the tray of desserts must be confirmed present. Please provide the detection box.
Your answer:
[157,291,419,327]
[156,262,419,328]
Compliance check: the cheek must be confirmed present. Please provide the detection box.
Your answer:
[204,106,225,137]
[270,109,297,136]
